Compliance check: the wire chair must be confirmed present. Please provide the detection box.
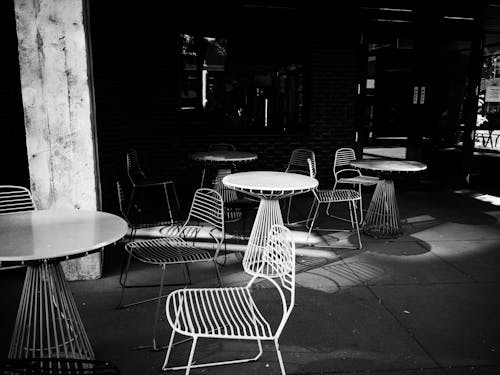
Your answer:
[330,147,378,224]
[126,148,179,224]
[0,185,36,271]
[115,178,173,242]
[117,188,225,350]
[306,158,362,249]
[284,149,316,225]
[0,185,36,215]
[162,224,295,375]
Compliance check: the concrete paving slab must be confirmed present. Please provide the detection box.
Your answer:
[337,242,472,286]
[370,284,500,368]
[424,240,500,283]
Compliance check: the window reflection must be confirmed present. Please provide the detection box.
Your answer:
[180,32,305,132]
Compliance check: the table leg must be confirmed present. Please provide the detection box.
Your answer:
[363,179,402,238]
[8,262,94,360]
[213,168,242,222]
[243,199,283,277]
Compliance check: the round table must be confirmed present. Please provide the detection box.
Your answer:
[350,159,427,238]
[190,151,258,221]
[223,171,318,276]
[0,209,128,360]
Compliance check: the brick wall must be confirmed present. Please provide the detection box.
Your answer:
[91,5,361,213]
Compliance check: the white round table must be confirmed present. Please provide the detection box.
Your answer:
[350,160,427,238]
[190,151,258,221]
[0,209,128,360]
[223,171,318,276]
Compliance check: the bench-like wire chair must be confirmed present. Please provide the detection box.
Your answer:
[126,148,179,224]
[117,188,225,349]
[0,185,36,215]
[330,147,378,224]
[284,148,316,225]
[162,224,296,375]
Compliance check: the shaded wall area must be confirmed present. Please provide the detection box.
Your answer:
[89,3,360,213]
[0,0,29,187]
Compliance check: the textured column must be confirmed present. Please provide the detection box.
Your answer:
[15,0,101,279]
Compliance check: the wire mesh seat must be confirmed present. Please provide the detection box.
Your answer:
[284,149,316,225]
[0,185,36,215]
[118,188,225,349]
[162,224,295,375]
[306,158,362,249]
[331,148,378,224]
[126,148,179,224]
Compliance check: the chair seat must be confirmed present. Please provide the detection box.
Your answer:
[338,175,378,186]
[315,189,361,203]
[126,237,213,265]
[168,286,273,339]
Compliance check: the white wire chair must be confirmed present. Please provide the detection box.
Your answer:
[306,158,362,249]
[330,147,378,224]
[162,224,296,375]
[284,148,316,225]
[0,185,36,215]
[126,148,179,224]
[117,188,225,349]
[0,185,36,271]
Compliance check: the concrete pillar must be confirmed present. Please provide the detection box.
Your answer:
[14,0,102,280]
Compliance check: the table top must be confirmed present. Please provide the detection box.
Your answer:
[0,209,128,263]
[190,151,258,163]
[350,159,427,173]
[223,171,318,192]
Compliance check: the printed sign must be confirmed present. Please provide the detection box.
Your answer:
[485,86,500,102]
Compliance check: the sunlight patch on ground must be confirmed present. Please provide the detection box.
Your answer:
[454,189,500,207]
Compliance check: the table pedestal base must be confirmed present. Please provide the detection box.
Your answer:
[214,169,242,222]
[9,263,94,360]
[363,180,402,238]
[244,199,283,277]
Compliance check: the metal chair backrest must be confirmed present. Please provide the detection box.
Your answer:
[126,148,146,183]
[334,148,356,172]
[285,148,316,177]
[115,179,131,224]
[184,188,224,234]
[208,143,236,151]
[0,185,36,215]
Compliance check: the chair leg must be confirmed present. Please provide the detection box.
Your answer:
[185,337,198,375]
[152,265,168,351]
[162,326,177,370]
[306,200,321,244]
[171,182,180,211]
[127,187,136,217]
[117,251,134,308]
[214,260,223,287]
[286,196,292,225]
[162,184,174,224]
[274,339,287,375]
[352,201,362,249]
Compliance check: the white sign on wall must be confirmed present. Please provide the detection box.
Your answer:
[485,86,500,102]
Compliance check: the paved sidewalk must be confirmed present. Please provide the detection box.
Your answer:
[1,184,500,374]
